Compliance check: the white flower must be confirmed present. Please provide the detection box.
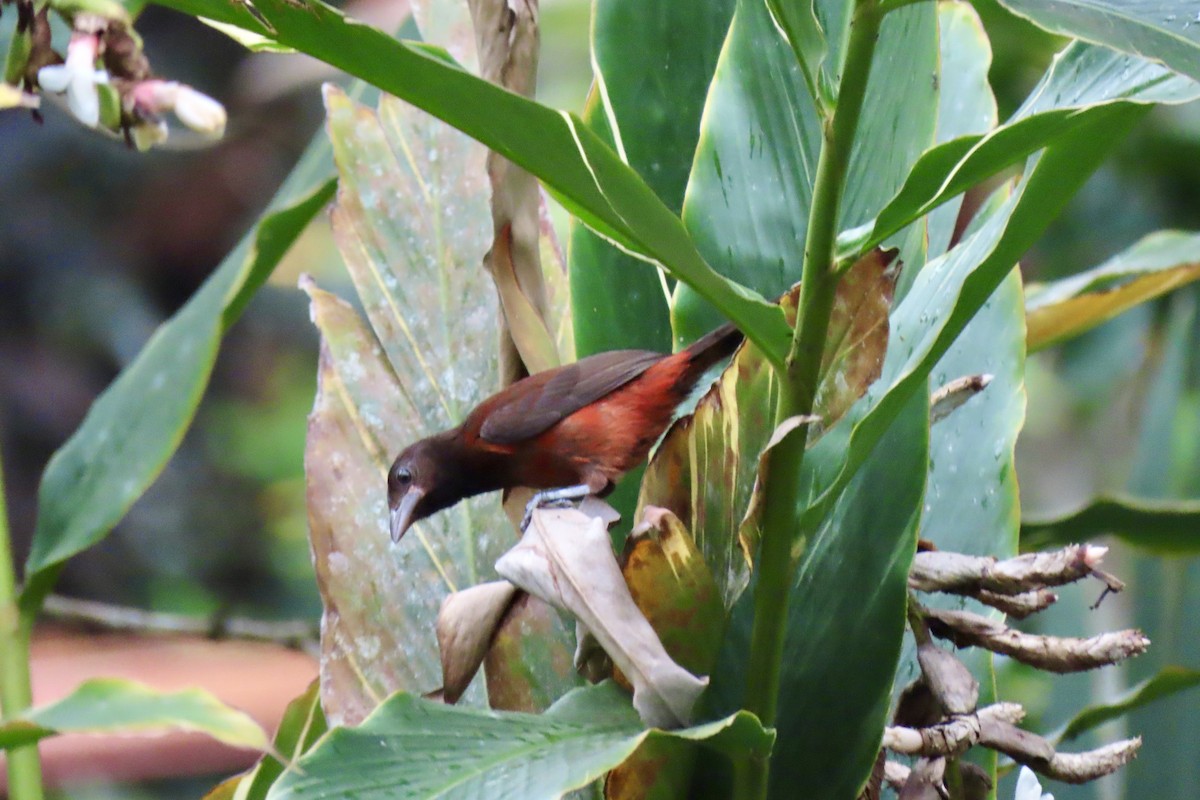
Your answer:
[37,33,107,128]
[131,80,226,138]
[1014,767,1054,800]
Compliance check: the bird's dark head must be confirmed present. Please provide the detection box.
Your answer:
[387,433,475,543]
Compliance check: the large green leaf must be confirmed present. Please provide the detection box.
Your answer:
[1026,229,1200,351]
[0,678,267,751]
[1022,493,1200,553]
[568,0,735,358]
[233,680,328,800]
[673,0,938,343]
[898,11,1017,788]
[701,391,928,800]
[267,682,772,800]
[794,92,1183,542]
[150,0,792,364]
[1052,666,1200,743]
[1123,293,1200,799]
[565,0,736,524]
[847,42,1200,256]
[996,0,1200,84]
[21,159,335,612]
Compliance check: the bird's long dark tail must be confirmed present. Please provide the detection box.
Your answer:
[682,321,744,374]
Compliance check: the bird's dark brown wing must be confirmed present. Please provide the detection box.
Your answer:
[477,350,664,444]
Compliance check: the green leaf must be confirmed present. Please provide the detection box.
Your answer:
[1121,293,1200,799]
[796,100,1158,540]
[235,680,328,800]
[1022,494,1200,554]
[0,678,268,751]
[701,389,928,800]
[673,0,937,343]
[996,0,1200,84]
[49,0,131,23]
[199,17,297,52]
[568,0,734,358]
[849,42,1200,256]
[765,0,826,109]
[149,0,792,365]
[1026,229,1200,351]
[21,162,335,612]
[896,6,1015,786]
[924,1,998,260]
[1052,666,1200,743]
[267,682,772,800]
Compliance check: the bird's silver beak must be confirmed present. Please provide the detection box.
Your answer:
[389,487,425,543]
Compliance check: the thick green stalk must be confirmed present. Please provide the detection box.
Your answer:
[735,1,883,797]
[0,449,44,800]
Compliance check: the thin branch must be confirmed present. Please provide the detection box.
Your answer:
[41,595,320,658]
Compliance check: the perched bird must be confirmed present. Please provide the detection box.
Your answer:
[387,322,743,542]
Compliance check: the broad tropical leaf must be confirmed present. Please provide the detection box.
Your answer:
[268,682,772,800]
[0,679,267,751]
[1026,229,1200,350]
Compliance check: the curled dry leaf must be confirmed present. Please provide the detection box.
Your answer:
[468,0,561,384]
[436,580,519,704]
[737,414,821,566]
[495,507,708,728]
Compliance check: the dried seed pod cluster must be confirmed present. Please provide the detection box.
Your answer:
[874,544,1146,798]
[1,0,225,147]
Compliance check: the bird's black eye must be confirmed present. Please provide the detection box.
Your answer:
[395,466,412,485]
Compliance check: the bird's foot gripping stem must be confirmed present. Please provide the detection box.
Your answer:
[520,484,593,531]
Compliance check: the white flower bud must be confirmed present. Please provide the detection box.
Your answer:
[129,79,226,139]
[171,84,226,137]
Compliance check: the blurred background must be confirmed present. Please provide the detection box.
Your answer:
[0,0,1197,797]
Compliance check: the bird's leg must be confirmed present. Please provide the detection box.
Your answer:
[521,484,593,531]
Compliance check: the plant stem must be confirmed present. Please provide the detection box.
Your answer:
[0,447,45,800]
[735,2,883,798]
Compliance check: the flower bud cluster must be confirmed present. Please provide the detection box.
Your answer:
[2,0,226,148]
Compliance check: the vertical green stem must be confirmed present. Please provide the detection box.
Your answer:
[735,2,883,797]
[0,447,45,800]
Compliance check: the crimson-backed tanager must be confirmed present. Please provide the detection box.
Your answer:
[387,322,742,541]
